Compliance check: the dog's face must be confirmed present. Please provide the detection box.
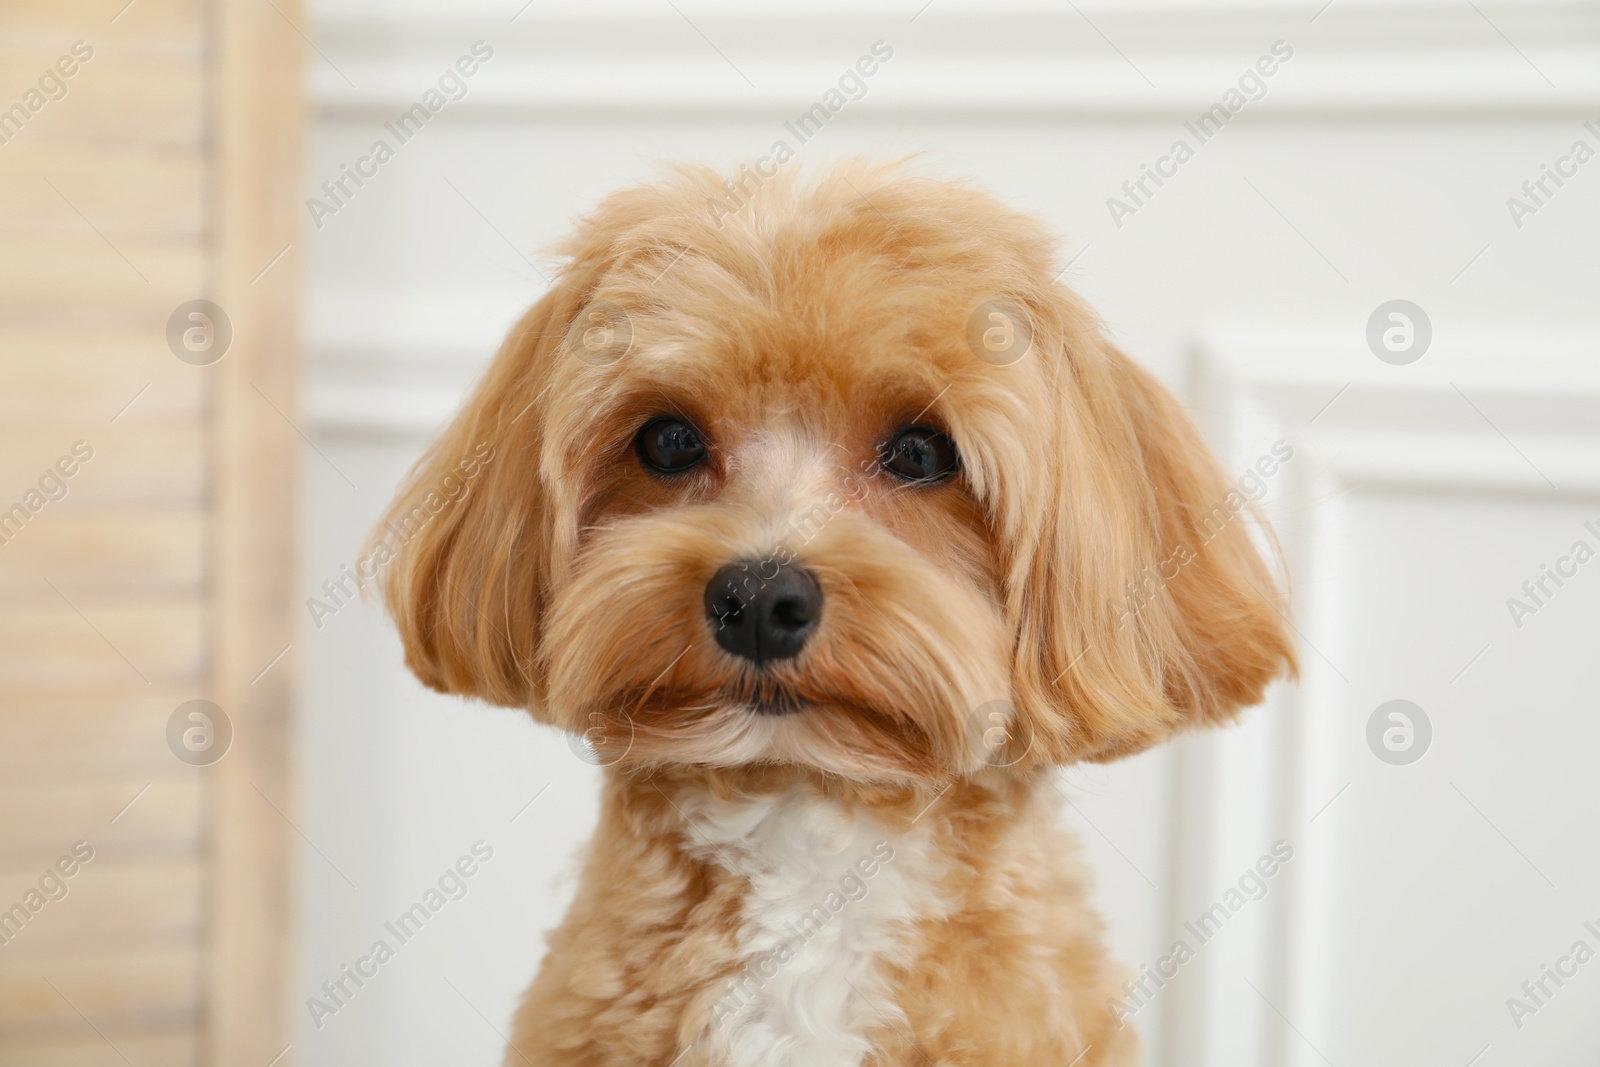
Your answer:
[374,164,1295,785]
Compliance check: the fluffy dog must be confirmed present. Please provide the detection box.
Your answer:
[373,161,1296,1066]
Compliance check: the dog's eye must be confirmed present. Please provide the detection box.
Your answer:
[882,426,959,483]
[636,416,706,473]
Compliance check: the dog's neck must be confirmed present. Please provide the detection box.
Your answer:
[616,762,1035,819]
[592,765,1043,1067]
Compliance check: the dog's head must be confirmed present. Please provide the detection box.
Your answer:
[372,162,1295,784]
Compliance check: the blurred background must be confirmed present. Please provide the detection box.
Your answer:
[3,0,1599,1065]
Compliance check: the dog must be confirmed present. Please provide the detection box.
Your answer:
[372,161,1296,1066]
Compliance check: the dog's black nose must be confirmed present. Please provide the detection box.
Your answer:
[704,559,822,665]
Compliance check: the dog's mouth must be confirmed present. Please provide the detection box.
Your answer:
[575,675,945,777]
[747,689,811,717]
[588,675,821,724]
[726,676,812,717]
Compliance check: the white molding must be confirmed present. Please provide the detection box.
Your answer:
[1178,326,1600,1064]
[309,4,1600,116]
[302,2,1600,438]
[305,293,520,437]
[1195,326,1600,493]
[305,381,472,437]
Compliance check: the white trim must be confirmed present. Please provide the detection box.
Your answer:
[304,382,470,437]
[1195,326,1600,492]
[1176,326,1600,1063]
[305,293,518,437]
[309,5,1600,116]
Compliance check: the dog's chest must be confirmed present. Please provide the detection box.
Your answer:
[679,790,943,1067]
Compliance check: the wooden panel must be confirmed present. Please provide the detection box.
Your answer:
[0,944,199,1031]
[209,0,304,1062]
[0,510,205,593]
[0,597,204,688]
[0,422,205,508]
[0,330,206,423]
[0,688,195,782]
[0,855,202,957]
[0,51,203,148]
[0,235,204,326]
[1,0,301,1060]
[0,782,203,864]
[5,0,202,46]
[0,1028,197,1067]
[0,144,205,236]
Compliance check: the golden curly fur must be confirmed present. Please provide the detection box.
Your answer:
[372,161,1296,1066]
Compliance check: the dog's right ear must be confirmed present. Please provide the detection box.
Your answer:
[366,290,564,708]
[367,235,626,708]
[366,172,728,710]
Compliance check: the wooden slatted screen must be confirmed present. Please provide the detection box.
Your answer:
[0,0,300,1063]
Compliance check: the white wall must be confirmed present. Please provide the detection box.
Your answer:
[298,3,1600,1064]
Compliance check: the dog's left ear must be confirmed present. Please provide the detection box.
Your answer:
[1011,336,1298,764]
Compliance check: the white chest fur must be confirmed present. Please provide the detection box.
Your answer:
[677,789,944,1067]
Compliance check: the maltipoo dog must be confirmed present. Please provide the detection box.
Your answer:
[373,161,1295,1066]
